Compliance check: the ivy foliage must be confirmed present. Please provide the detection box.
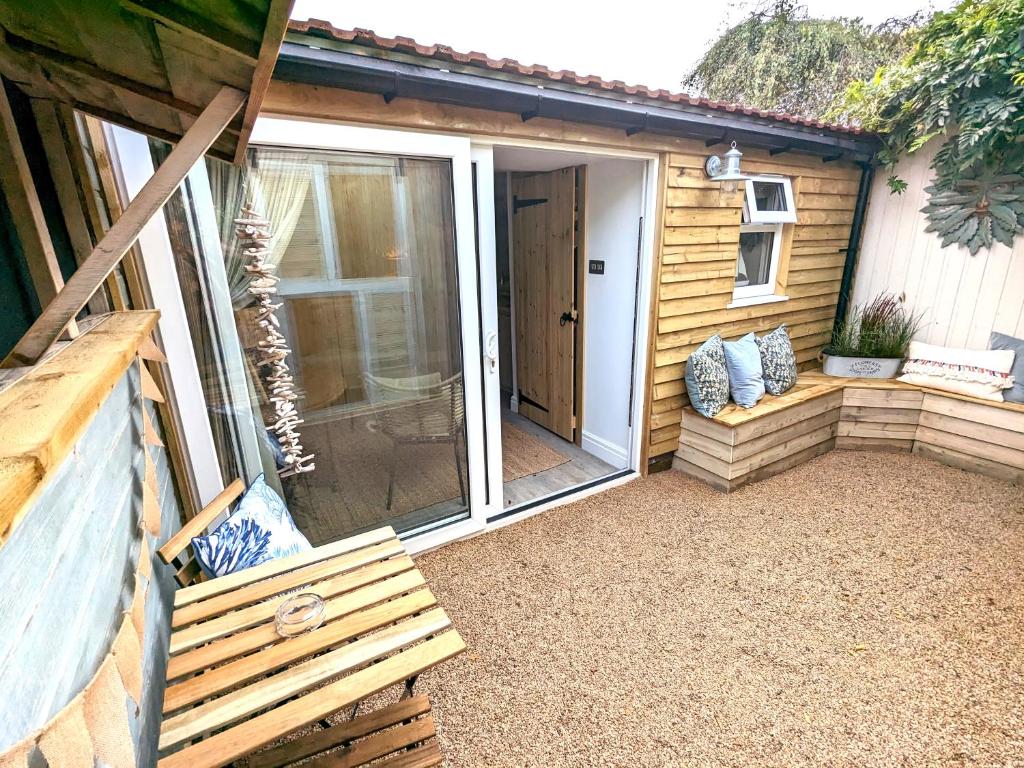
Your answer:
[830,0,1024,192]
[683,0,920,120]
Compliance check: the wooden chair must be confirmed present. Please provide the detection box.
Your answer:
[364,373,466,512]
[155,480,444,767]
[157,478,248,586]
[247,694,443,768]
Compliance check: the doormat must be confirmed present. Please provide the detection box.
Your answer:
[502,424,569,483]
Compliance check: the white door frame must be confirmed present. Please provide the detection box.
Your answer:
[463,136,660,535]
[469,145,506,520]
[472,136,661,473]
[251,116,499,548]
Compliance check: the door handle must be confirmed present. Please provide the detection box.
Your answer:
[559,309,578,327]
[484,330,498,372]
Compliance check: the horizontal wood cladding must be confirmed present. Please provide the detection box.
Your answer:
[674,392,842,491]
[259,82,862,466]
[650,149,860,459]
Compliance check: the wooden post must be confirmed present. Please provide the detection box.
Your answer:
[58,104,129,311]
[0,84,77,335]
[1,85,246,368]
[30,98,111,314]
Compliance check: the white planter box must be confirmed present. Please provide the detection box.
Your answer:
[822,354,902,379]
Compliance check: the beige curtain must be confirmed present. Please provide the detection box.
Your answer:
[207,151,313,309]
[252,152,313,271]
[207,156,251,309]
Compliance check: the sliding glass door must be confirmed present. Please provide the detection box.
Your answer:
[113,116,498,547]
[242,120,496,543]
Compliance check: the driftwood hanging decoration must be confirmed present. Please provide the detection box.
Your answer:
[234,205,315,478]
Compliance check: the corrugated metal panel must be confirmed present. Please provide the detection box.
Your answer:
[0,364,181,761]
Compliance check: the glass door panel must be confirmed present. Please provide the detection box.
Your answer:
[244,147,470,543]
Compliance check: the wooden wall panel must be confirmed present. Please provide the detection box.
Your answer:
[854,139,1024,349]
[650,150,861,459]
[0,366,182,765]
[261,83,863,466]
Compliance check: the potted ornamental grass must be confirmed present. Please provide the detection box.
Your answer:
[822,292,923,378]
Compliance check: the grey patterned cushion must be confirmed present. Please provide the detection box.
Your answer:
[756,325,798,395]
[685,335,730,417]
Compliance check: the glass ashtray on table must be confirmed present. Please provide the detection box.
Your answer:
[275,592,325,637]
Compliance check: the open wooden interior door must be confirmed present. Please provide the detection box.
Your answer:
[511,166,577,442]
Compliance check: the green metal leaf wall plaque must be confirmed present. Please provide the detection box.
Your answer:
[921,169,1024,255]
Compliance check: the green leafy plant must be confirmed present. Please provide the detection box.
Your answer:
[829,0,1024,196]
[828,293,923,359]
[683,0,921,120]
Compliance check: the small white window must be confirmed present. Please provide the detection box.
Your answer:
[732,176,795,302]
[743,175,796,224]
[734,223,783,300]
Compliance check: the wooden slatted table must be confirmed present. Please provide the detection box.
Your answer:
[156,526,465,768]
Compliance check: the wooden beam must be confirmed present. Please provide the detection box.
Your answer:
[234,0,294,164]
[121,0,261,65]
[7,32,209,120]
[29,99,112,315]
[0,83,76,336]
[58,104,129,311]
[2,85,246,368]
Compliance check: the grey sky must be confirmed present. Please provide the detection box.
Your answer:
[291,0,953,93]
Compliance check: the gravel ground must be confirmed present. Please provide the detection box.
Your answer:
[413,451,1024,767]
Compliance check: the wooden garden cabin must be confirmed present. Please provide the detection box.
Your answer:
[0,12,889,764]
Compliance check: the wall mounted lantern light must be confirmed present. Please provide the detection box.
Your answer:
[704,141,749,193]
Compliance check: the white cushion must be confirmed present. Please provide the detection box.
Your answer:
[898,341,1016,401]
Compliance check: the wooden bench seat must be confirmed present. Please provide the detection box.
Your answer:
[248,695,442,768]
[674,371,1024,491]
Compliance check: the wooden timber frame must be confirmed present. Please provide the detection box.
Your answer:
[0,0,294,368]
[1,86,246,368]
[261,71,871,473]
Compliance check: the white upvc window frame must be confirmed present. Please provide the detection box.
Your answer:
[743,175,797,224]
[733,222,784,301]
[730,174,796,305]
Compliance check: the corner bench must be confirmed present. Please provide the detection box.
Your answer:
[674,371,1024,491]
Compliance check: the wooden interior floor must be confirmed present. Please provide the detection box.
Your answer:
[501,408,619,509]
[284,407,622,545]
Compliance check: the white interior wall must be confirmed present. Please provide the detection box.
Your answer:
[853,139,1024,348]
[581,158,645,468]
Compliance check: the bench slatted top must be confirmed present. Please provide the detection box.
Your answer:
[157,526,465,768]
[689,370,1024,429]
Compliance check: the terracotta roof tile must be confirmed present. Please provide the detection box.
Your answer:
[287,19,866,136]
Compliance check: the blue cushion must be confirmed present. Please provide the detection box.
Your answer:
[723,333,766,408]
[684,335,730,418]
[192,474,311,578]
[990,331,1024,403]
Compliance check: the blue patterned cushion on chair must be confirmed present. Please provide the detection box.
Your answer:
[192,474,311,578]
